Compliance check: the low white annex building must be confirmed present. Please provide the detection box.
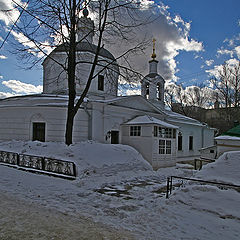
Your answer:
[0,10,215,169]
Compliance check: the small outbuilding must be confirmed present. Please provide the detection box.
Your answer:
[215,124,240,157]
[121,115,178,169]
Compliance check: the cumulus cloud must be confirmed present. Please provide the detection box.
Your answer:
[206,58,239,78]
[107,2,203,82]
[11,30,53,58]
[234,46,240,58]
[205,59,214,66]
[0,91,16,99]
[2,80,42,94]
[217,48,234,57]
[0,55,7,59]
[0,0,26,25]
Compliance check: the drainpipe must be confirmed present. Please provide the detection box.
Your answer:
[201,125,204,148]
[83,102,92,140]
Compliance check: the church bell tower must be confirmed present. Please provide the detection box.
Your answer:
[141,39,165,106]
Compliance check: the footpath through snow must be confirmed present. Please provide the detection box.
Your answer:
[0,141,240,240]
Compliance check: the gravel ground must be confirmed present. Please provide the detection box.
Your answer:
[0,193,136,240]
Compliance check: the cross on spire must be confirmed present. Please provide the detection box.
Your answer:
[151,38,156,60]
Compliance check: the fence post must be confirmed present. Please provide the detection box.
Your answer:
[170,176,173,194]
[194,159,197,170]
[200,160,202,170]
[166,177,170,198]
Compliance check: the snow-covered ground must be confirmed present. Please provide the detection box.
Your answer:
[0,141,239,240]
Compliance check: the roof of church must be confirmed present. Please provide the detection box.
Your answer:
[144,73,165,81]
[49,41,116,60]
[222,124,240,137]
[123,115,178,128]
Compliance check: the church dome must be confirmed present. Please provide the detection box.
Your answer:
[48,41,116,61]
[42,13,119,98]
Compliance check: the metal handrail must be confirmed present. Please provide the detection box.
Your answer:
[166,175,240,198]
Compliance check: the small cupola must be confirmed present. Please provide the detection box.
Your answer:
[141,39,165,105]
[77,8,94,43]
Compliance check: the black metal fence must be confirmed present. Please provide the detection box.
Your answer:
[0,150,77,179]
[166,175,240,198]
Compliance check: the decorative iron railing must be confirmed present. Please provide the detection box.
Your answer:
[166,176,240,198]
[0,150,76,179]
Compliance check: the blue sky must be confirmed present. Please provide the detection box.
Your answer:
[0,0,239,97]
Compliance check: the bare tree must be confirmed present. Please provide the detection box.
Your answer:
[165,82,214,116]
[6,0,154,145]
[210,60,240,108]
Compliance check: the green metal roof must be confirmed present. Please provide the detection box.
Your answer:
[223,124,240,137]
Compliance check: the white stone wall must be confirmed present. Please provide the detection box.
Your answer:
[216,139,240,157]
[0,106,88,142]
[43,51,119,97]
[173,122,215,158]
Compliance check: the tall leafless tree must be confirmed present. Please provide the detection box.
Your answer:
[210,60,240,108]
[6,0,155,145]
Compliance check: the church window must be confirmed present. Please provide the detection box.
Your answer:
[159,140,171,154]
[130,126,141,136]
[154,126,158,137]
[189,136,193,150]
[98,75,104,91]
[32,122,45,142]
[157,83,161,100]
[145,83,149,99]
[166,140,171,154]
[157,127,176,138]
[178,132,182,151]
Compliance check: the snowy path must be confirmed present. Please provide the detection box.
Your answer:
[0,141,240,240]
[0,192,135,240]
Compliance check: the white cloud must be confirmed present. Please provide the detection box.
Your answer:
[2,80,42,94]
[107,2,204,82]
[11,30,53,58]
[0,91,16,99]
[0,55,7,59]
[0,0,26,26]
[205,59,214,66]
[125,88,141,95]
[225,58,239,66]
[0,75,3,79]
[206,58,239,78]
[234,46,240,58]
[217,48,234,57]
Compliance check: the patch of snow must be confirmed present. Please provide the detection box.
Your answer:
[215,135,240,141]
[0,141,239,240]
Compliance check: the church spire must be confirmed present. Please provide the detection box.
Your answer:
[77,7,94,43]
[151,38,156,60]
[149,38,158,74]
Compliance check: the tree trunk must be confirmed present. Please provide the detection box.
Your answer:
[65,106,75,145]
[65,0,77,145]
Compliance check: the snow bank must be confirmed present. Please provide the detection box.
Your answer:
[195,151,240,185]
[0,140,152,176]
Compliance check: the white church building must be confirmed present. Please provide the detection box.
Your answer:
[0,10,215,169]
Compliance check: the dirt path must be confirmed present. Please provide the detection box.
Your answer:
[0,193,136,240]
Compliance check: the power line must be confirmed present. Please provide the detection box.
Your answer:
[0,1,29,50]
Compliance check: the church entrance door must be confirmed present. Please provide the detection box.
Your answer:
[32,122,46,142]
[111,131,119,144]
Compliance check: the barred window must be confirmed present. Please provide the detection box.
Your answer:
[155,126,176,138]
[159,140,172,155]
[166,140,171,154]
[154,126,158,137]
[159,140,165,154]
[189,136,193,150]
[130,126,141,136]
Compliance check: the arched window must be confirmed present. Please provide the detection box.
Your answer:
[157,83,161,100]
[145,83,149,99]
[178,132,182,151]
